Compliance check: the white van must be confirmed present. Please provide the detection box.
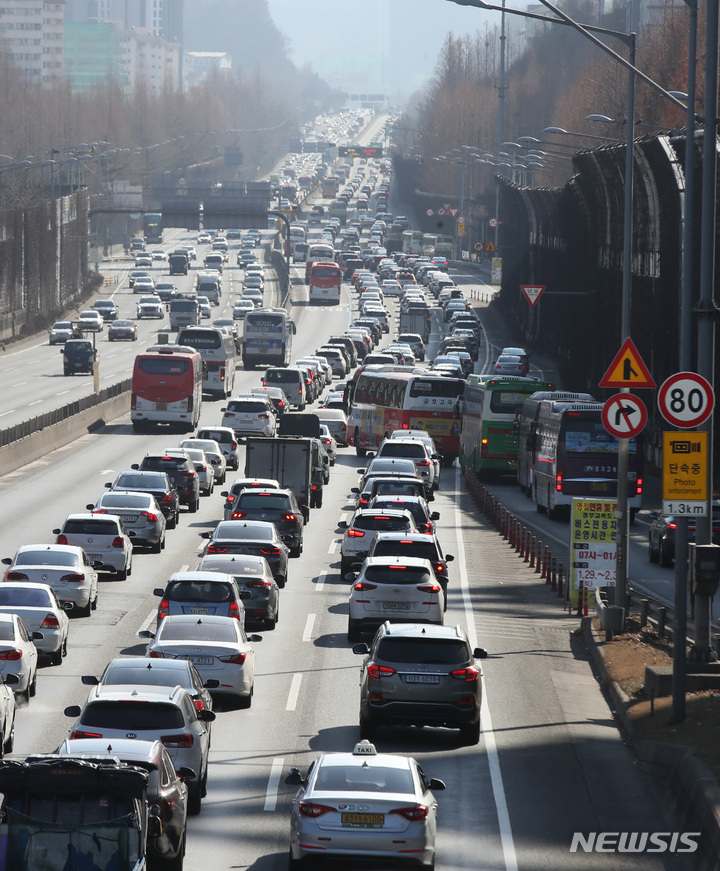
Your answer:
[263,367,307,410]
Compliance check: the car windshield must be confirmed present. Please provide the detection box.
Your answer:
[0,623,14,641]
[364,566,431,584]
[0,588,52,607]
[354,516,411,532]
[376,637,469,663]
[227,401,268,413]
[166,581,235,602]
[81,701,184,730]
[103,664,192,690]
[53,322,72,330]
[141,457,187,472]
[100,494,148,509]
[235,493,292,510]
[379,444,425,458]
[63,519,119,535]
[314,764,413,794]
[159,621,238,642]
[215,523,274,541]
[15,550,78,567]
[116,473,166,489]
[372,481,422,498]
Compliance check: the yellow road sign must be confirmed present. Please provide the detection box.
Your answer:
[662,430,708,514]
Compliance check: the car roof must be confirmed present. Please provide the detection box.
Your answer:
[16,543,84,556]
[91,685,188,703]
[59,738,163,765]
[352,509,415,520]
[167,571,236,585]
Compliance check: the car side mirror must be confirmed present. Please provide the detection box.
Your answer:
[356,469,366,474]
[81,675,99,686]
[429,777,446,791]
[128,531,136,538]
[337,521,348,529]
[104,482,112,489]
[86,504,95,511]
[153,588,165,597]
[430,512,440,521]
[352,643,370,655]
[204,679,220,689]
[0,559,10,566]
[473,647,488,659]
[200,531,212,539]
[445,554,454,562]
[248,634,263,643]
[220,491,229,497]
[52,528,61,535]
[139,630,155,639]
[64,705,82,718]
[130,464,139,470]
[648,511,659,520]
[31,632,44,642]
[285,768,304,786]
[177,767,196,782]
[343,572,357,582]
[198,709,216,722]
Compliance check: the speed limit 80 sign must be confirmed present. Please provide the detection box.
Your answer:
[658,372,715,428]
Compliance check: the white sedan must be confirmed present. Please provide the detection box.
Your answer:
[285,740,445,868]
[144,615,262,704]
[0,612,39,698]
[0,582,69,665]
[136,294,165,319]
[78,310,104,332]
[1,544,100,617]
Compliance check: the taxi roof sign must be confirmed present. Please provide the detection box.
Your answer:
[599,338,656,389]
[352,741,377,756]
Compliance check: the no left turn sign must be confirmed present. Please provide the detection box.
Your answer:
[658,372,714,428]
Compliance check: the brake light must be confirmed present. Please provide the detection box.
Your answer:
[246,578,272,588]
[451,666,480,682]
[298,802,334,818]
[260,547,281,556]
[0,649,22,661]
[5,572,29,581]
[228,601,241,619]
[157,599,170,620]
[218,652,247,664]
[390,805,429,821]
[142,511,159,522]
[193,699,206,712]
[359,497,369,507]
[231,442,238,450]
[348,528,365,537]
[182,471,197,480]
[636,476,644,496]
[55,534,68,545]
[71,730,103,740]
[159,493,173,506]
[93,509,109,514]
[40,613,60,628]
[415,460,430,467]
[207,545,227,554]
[402,423,409,429]
[367,664,396,678]
[232,512,245,519]
[667,521,677,530]
[283,514,297,522]
[161,734,194,748]
[60,573,85,583]
[148,650,165,658]
[555,473,563,492]
[435,563,446,575]
[353,582,377,592]
[112,536,125,549]
[259,414,270,419]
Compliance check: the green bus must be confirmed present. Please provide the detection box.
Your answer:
[459,374,554,476]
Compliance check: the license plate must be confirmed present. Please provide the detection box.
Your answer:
[341,813,384,827]
[382,602,411,611]
[157,403,167,411]
[591,482,609,491]
[87,554,102,561]
[188,607,209,615]
[187,655,213,665]
[405,674,440,684]
[123,515,138,523]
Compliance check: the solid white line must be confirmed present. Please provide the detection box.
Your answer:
[454,465,518,871]
[286,673,302,711]
[264,757,284,811]
[302,614,315,642]
[138,608,157,636]
[315,571,327,592]
[327,539,338,555]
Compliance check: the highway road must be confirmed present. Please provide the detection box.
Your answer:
[0,135,704,869]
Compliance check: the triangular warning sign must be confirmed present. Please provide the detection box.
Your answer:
[448,208,459,217]
[599,338,656,389]
[520,285,545,307]
[442,203,451,211]
[485,240,496,253]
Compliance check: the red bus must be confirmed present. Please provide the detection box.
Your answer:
[308,260,342,305]
[305,242,335,281]
[131,344,204,432]
[347,366,465,465]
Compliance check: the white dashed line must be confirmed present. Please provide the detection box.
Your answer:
[138,608,157,636]
[302,614,315,642]
[328,539,339,555]
[286,673,302,711]
[315,571,327,591]
[264,757,284,811]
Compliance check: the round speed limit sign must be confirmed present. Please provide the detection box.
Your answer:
[658,372,715,428]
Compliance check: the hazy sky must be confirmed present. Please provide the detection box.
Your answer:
[266,0,491,104]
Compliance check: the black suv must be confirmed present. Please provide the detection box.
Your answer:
[353,622,487,744]
[133,450,201,512]
[106,470,180,528]
[229,488,304,557]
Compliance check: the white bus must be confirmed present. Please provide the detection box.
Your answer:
[176,326,237,398]
[305,242,335,280]
[401,230,424,255]
[243,308,295,369]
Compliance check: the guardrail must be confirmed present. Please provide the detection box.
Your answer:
[0,379,132,448]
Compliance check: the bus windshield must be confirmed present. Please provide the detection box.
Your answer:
[177,329,222,349]
[408,378,464,400]
[564,419,637,453]
[137,358,189,375]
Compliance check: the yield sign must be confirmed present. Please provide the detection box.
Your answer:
[448,207,459,217]
[599,338,656,389]
[442,203,451,211]
[520,284,545,308]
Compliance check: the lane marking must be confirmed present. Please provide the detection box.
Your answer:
[302,614,315,642]
[454,465,518,871]
[315,571,327,592]
[328,539,339,555]
[27,399,42,406]
[286,673,302,711]
[264,757,284,811]
[339,513,348,525]
[0,410,15,417]
[138,608,157,636]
